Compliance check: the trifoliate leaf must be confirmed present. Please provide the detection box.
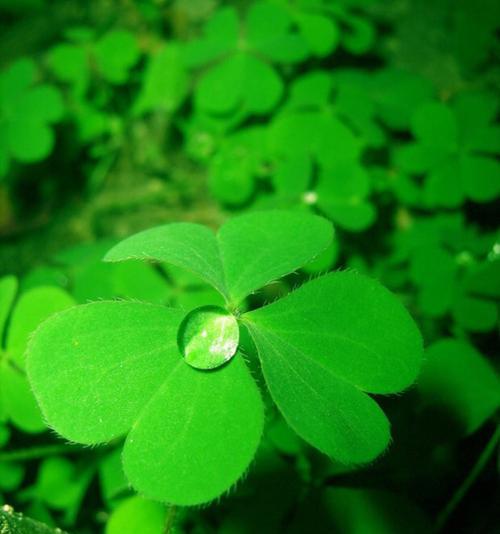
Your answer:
[244,271,423,464]
[122,354,264,505]
[419,339,500,435]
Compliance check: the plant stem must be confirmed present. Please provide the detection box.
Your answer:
[0,443,82,462]
[163,505,177,534]
[435,424,500,532]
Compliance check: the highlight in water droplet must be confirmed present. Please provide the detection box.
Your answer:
[178,305,239,370]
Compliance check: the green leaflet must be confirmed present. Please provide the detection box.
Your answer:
[418,339,500,436]
[123,354,263,505]
[93,30,140,85]
[104,223,228,299]
[105,210,333,306]
[217,211,333,304]
[27,301,184,444]
[243,324,390,463]
[7,286,75,367]
[244,271,423,464]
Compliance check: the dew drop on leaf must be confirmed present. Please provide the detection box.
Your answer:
[178,305,239,370]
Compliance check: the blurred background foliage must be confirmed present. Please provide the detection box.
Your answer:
[0,0,499,532]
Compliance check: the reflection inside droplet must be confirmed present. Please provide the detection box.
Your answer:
[178,305,239,370]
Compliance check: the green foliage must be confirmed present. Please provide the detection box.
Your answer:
[0,277,74,432]
[28,210,423,505]
[0,0,499,531]
[395,93,500,207]
[419,339,500,436]
[244,271,422,463]
[105,496,166,534]
[105,210,333,305]
[0,59,63,176]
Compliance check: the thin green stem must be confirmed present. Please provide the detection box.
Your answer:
[0,443,82,462]
[163,505,177,534]
[435,424,500,532]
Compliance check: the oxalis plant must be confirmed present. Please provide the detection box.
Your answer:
[27,210,423,507]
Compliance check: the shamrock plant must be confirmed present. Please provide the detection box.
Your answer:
[394,92,500,207]
[0,59,64,177]
[183,2,336,120]
[27,211,423,506]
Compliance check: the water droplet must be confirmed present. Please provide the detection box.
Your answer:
[178,306,239,370]
[302,191,318,205]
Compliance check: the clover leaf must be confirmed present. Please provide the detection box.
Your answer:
[50,29,140,89]
[0,58,64,177]
[0,276,74,432]
[27,211,423,506]
[268,109,375,231]
[395,92,500,207]
[184,1,340,120]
